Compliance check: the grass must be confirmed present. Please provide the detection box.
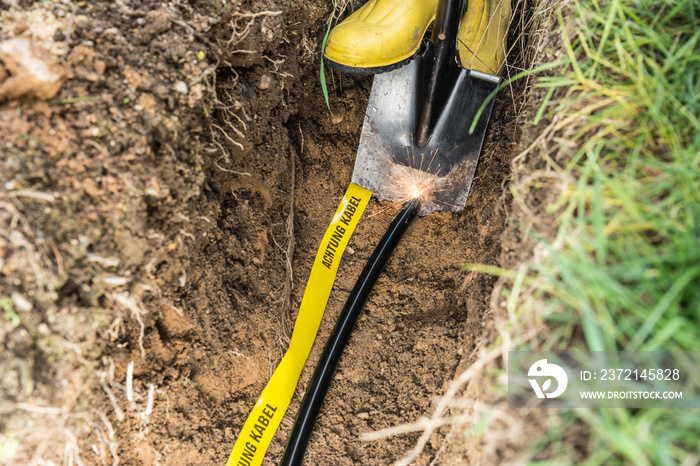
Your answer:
[320,0,352,112]
[523,0,700,351]
[48,95,101,105]
[475,0,700,462]
[319,4,336,112]
[1,297,20,328]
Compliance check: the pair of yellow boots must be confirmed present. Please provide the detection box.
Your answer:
[324,0,511,75]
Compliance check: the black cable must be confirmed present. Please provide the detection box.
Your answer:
[280,199,421,466]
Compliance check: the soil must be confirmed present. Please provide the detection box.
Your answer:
[0,0,531,464]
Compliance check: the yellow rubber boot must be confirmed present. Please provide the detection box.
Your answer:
[324,0,438,74]
[457,0,512,75]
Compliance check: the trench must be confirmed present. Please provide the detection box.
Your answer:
[111,1,536,464]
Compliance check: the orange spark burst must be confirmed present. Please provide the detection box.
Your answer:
[384,152,443,212]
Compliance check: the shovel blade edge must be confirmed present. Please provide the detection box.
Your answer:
[351,57,499,215]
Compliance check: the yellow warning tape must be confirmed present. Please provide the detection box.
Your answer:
[226,183,371,466]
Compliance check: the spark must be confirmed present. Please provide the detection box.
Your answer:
[365,129,461,215]
[380,146,447,213]
[393,166,438,203]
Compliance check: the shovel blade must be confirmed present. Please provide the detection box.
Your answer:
[351,56,500,216]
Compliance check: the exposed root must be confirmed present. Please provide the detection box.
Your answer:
[108,292,147,361]
[1,189,56,202]
[222,115,246,139]
[300,35,317,59]
[101,375,125,422]
[211,78,252,165]
[62,427,85,466]
[226,10,282,46]
[281,146,296,344]
[126,361,134,403]
[212,123,244,151]
[213,158,251,176]
[191,65,216,87]
[263,55,294,79]
[141,384,155,420]
[14,402,62,415]
[93,409,120,466]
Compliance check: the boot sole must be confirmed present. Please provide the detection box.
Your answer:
[324,54,417,75]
